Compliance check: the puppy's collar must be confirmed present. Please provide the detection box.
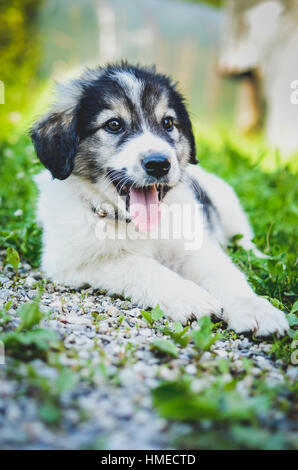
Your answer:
[91,204,131,224]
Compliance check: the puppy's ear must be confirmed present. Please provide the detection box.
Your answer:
[30,109,78,180]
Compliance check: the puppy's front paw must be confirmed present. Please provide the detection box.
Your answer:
[159,280,223,324]
[224,296,289,337]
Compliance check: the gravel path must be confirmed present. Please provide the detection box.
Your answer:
[0,253,297,449]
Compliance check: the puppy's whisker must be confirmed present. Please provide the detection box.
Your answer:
[118,177,132,194]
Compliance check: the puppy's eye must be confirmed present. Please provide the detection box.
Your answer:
[162,116,174,131]
[105,118,123,134]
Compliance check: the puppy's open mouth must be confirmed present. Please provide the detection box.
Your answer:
[107,170,168,231]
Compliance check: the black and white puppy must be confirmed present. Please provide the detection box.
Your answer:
[31,63,288,336]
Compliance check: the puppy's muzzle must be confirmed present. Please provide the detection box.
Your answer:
[142,154,171,178]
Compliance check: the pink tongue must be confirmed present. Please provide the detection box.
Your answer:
[129,185,161,231]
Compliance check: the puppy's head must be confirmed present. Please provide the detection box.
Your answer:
[31,63,197,228]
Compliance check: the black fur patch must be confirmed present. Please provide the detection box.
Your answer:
[74,135,104,183]
[30,111,78,180]
[189,176,219,229]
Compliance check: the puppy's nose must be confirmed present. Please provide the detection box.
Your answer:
[142,155,171,178]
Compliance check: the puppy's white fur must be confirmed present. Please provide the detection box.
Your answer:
[35,163,288,337]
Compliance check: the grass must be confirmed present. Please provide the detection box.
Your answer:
[0,129,297,449]
[0,135,41,266]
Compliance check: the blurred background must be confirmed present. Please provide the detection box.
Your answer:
[1,0,298,162]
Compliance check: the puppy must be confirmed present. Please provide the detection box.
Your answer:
[31,63,288,337]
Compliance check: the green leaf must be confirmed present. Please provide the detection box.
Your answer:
[288,329,298,340]
[1,328,59,352]
[223,392,270,420]
[0,299,59,356]
[23,329,59,350]
[158,325,190,348]
[140,309,153,326]
[5,247,20,272]
[231,233,243,243]
[152,380,270,423]
[55,368,77,394]
[151,305,164,322]
[191,316,219,351]
[39,402,61,424]
[230,425,286,450]
[172,322,183,333]
[287,313,298,327]
[264,296,285,310]
[151,338,179,358]
[141,306,164,327]
[17,297,43,331]
[4,300,13,312]
[152,381,222,421]
[0,311,11,325]
[290,300,298,314]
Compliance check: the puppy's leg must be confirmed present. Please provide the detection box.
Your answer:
[60,255,223,323]
[182,240,289,336]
